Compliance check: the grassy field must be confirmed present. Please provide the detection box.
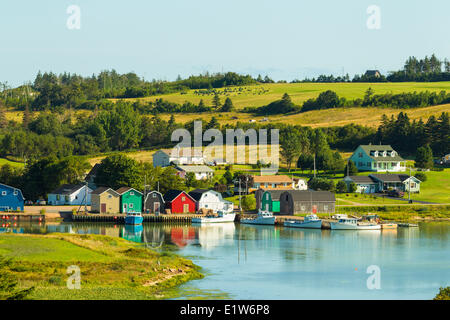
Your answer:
[6,82,450,129]
[112,82,450,110]
[0,158,25,168]
[0,233,202,300]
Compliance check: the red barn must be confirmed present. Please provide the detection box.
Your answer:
[163,190,196,214]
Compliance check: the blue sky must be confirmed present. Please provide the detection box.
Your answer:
[1,0,449,86]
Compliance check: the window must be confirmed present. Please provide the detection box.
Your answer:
[266,194,269,200]
[13,191,18,196]
[358,152,363,158]
[56,195,60,200]
[130,192,134,195]
[152,193,156,198]
[324,205,328,211]
[182,196,186,201]
[1,191,6,196]
[367,162,371,167]
[129,203,134,208]
[391,162,397,167]
[301,206,306,211]
[108,195,112,199]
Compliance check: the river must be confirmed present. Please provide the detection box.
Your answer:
[2,221,449,300]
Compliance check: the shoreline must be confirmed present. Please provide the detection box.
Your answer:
[0,233,203,300]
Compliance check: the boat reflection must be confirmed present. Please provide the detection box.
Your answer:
[195,223,236,250]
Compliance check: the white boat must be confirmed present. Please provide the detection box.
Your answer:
[241,210,276,225]
[284,214,322,229]
[331,217,381,230]
[192,211,236,224]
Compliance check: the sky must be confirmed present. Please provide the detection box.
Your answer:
[0,0,449,86]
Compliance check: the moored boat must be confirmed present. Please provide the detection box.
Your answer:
[330,217,381,230]
[284,214,322,229]
[192,211,236,224]
[125,212,143,225]
[381,223,398,229]
[241,210,276,225]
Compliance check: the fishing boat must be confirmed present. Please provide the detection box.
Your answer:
[398,223,419,228]
[192,211,236,224]
[241,210,276,225]
[330,217,381,230]
[381,223,398,229]
[284,214,322,229]
[125,212,144,225]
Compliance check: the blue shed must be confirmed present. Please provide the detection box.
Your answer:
[0,183,25,212]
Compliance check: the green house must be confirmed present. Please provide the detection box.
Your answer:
[260,190,283,213]
[349,145,406,172]
[116,187,143,214]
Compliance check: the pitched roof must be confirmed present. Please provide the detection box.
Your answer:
[91,187,120,196]
[358,145,404,161]
[115,187,143,196]
[262,190,286,201]
[163,189,195,202]
[85,163,101,180]
[176,165,214,173]
[253,175,292,183]
[0,183,24,200]
[369,174,418,183]
[188,189,209,201]
[345,176,377,184]
[156,148,204,158]
[49,184,87,195]
[287,190,335,202]
[144,191,165,203]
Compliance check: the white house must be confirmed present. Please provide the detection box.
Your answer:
[188,189,234,213]
[48,184,92,205]
[292,178,308,190]
[176,165,214,180]
[152,148,205,167]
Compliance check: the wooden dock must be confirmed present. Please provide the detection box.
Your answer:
[71,213,204,224]
[1,213,45,223]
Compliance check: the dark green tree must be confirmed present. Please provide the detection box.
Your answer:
[94,154,143,190]
[415,145,433,169]
[221,97,234,112]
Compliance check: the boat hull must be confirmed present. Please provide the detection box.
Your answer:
[125,215,143,225]
[284,220,322,229]
[331,222,381,230]
[381,223,398,229]
[241,217,276,225]
[192,213,236,224]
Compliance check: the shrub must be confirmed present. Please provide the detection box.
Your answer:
[414,172,427,182]
[434,287,450,300]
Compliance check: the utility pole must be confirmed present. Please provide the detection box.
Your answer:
[238,178,242,212]
[313,154,316,178]
[84,181,88,213]
[408,165,411,203]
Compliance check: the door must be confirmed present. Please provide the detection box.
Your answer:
[123,203,127,213]
[183,204,189,213]
[265,203,269,211]
[101,203,107,213]
[154,202,160,213]
[312,205,317,214]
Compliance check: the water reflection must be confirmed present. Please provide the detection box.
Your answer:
[1,221,448,299]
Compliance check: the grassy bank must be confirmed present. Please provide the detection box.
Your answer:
[0,233,202,300]
[335,205,450,221]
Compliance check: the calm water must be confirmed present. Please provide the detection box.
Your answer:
[1,221,449,300]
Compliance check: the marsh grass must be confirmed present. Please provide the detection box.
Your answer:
[0,233,203,300]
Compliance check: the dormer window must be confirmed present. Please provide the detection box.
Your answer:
[382,151,387,157]
[374,151,378,157]
[391,151,396,157]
